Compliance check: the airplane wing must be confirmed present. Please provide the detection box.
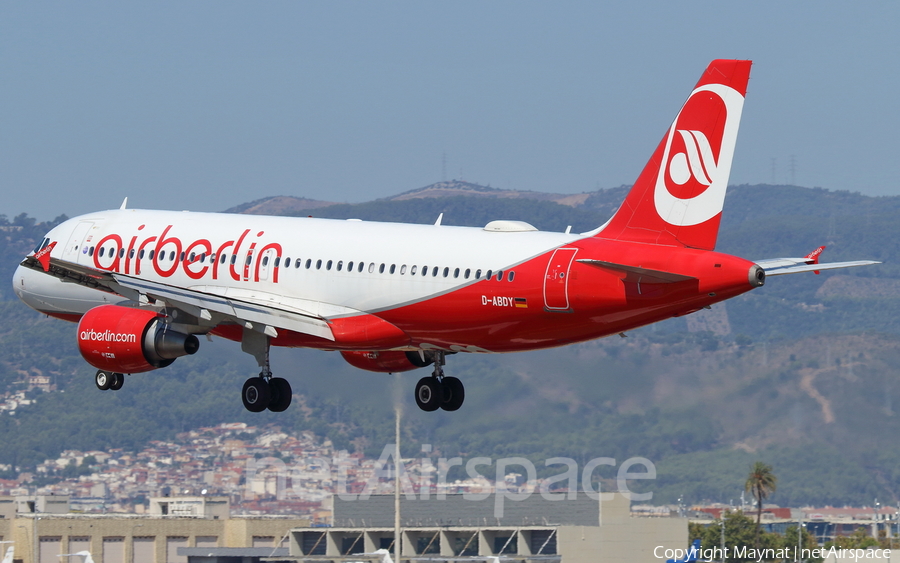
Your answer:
[755,246,879,277]
[19,254,336,341]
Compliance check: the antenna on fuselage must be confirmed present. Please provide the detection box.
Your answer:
[119,197,128,210]
[434,213,443,226]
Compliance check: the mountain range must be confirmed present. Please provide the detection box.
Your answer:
[1,181,899,507]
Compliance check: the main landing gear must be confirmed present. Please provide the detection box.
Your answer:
[414,351,465,412]
[241,373,292,413]
[240,327,292,413]
[95,370,125,391]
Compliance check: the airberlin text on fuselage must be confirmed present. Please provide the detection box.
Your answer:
[90,225,282,283]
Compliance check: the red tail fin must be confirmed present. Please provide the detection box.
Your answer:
[597,60,752,250]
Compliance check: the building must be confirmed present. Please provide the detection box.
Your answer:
[285,493,686,562]
[0,496,308,563]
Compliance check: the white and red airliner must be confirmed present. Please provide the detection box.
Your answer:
[13,60,878,413]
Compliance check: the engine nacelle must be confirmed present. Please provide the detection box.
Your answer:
[77,305,200,374]
[340,350,435,373]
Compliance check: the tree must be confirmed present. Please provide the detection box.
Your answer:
[745,461,777,550]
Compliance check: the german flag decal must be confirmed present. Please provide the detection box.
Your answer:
[514,297,528,308]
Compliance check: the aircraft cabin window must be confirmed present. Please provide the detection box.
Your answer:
[119,248,126,258]
[433,267,439,277]
[316,259,322,270]
[129,249,135,259]
[200,253,206,263]
[453,268,460,278]
[209,253,215,262]
[170,251,176,261]
[189,252,196,262]
[368,263,375,273]
[231,254,237,265]
[390,264,396,274]
[346,261,352,271]
[379,263,385,274]
[475,269,481,279]
[358,262,364,272]
[245,255,252,265]
[422,266,428,276]
[179,252,185,262]
[89,246,95,257]
[306,259,312,269]
[443,267,449,278]
[262,256,269,266]
[400,265,407,275]
[508,271,515,281]
[274,257,280,267]
[497,270,504,281]
[149,250,155,260]
[486,270,493,279]
[410,265,417,275]
[283,257,289,267]
[99,248,105,258]
[464,268,470,279]
[326,260,332,270]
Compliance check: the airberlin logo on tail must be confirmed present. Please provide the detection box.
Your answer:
[669,130,717,187]
[654,84,745,227]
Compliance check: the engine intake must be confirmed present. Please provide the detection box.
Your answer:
[77,305,199,374]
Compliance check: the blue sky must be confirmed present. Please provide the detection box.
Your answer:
[1,2,898,220]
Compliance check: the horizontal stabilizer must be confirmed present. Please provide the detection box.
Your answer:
[761,260,881,276]
[577,259,696,284]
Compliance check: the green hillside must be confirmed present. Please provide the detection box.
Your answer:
[1,183,899,507]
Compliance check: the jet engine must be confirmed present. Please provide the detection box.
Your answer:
[77,305,199,374]
[340,350,434,373]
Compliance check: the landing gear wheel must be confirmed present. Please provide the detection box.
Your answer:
[109,373,124,391]
[415,377,444,412]
[242,377,271,412]
[267,377,292,412]
[440,376,465,411]
[95,370,113,391]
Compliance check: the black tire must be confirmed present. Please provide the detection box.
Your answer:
[109,373,124,391]
[242,377,271,412]
[267,377,292,412]
[95,370,112,391]
[440,376,465,411]
[414,377,443,412]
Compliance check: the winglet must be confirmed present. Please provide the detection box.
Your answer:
[805,245,826,274]
[34,241,57,272]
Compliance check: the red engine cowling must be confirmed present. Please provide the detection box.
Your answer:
[77,305,200,374]
[340,350,433,373]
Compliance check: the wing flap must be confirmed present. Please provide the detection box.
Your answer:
[112,276,335,341]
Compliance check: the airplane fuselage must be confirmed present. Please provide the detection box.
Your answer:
[15,209,759,354]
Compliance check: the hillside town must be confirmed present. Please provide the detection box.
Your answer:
[4,422,506,522]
